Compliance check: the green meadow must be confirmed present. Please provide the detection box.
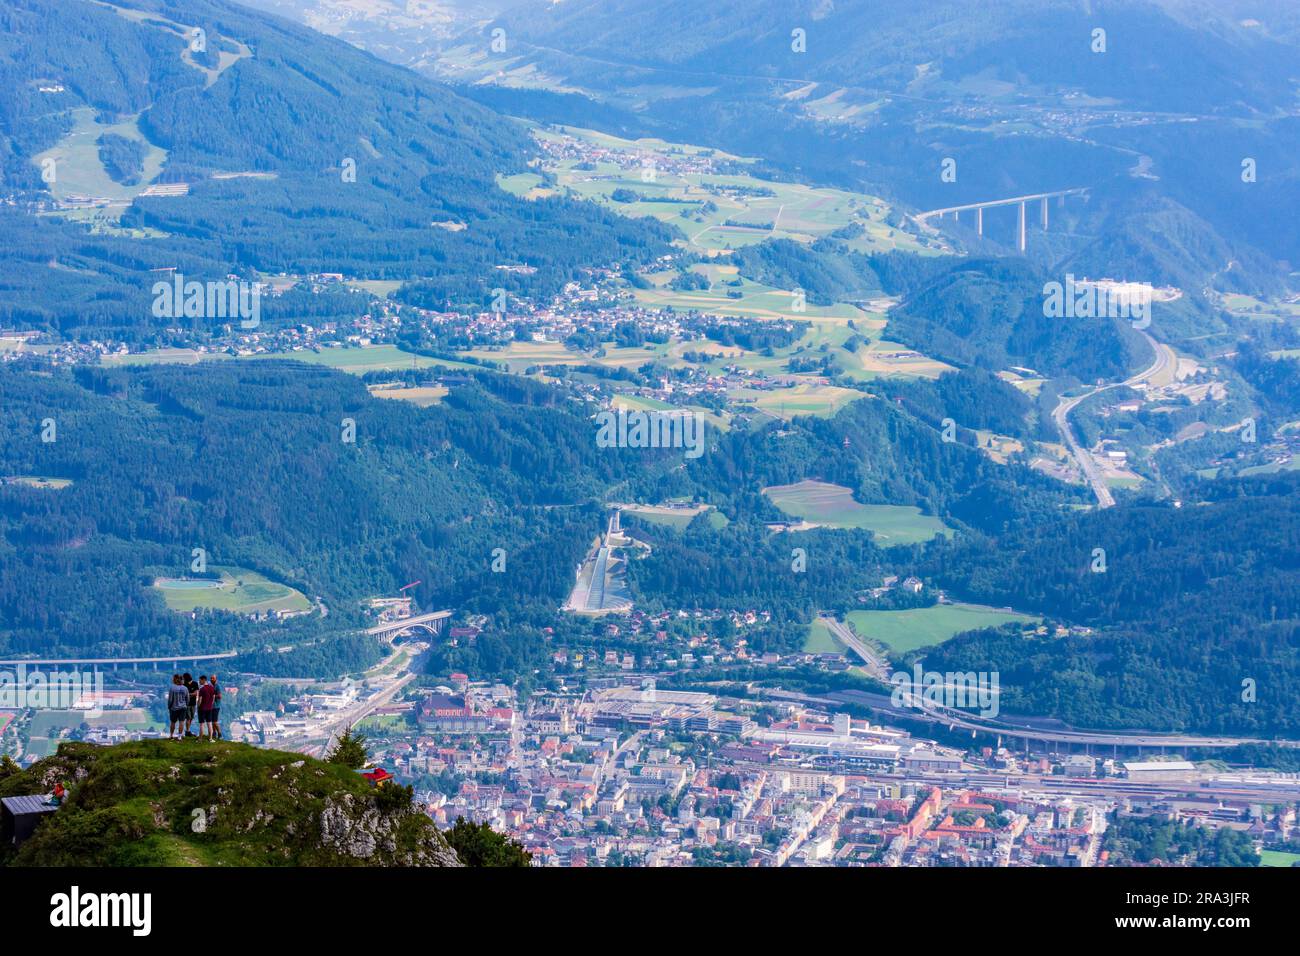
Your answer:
[154,567,311,616]
[846,604,1038,655]
[764,480,951,545]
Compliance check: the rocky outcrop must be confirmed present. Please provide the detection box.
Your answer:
[0,740,462,867]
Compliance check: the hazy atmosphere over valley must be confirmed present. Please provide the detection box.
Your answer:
[0,0,1298,917]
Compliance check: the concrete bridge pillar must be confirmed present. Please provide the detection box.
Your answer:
[1017,202,1027,252]
[1041,197,1049,230]
[976,207,983,236]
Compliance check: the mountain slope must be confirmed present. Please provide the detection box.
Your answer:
[0,740,461,866]
[493,0,1300,113]
[919,475,1300,734]
[0,0,670,340]
[883,258,1141,380]
[0,359,651,658]
[438,0,1300,282]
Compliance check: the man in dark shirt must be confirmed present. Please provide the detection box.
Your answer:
[183,672,199,738]
[197,675,217,741]
[208,674,223,740]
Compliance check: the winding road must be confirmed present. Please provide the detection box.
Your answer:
[1051,329,1174,508]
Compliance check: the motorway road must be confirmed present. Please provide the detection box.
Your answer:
[917,187,1089,220]
[304,673,418,758]
[825,687,1285,751]
[1051,329,1174,509]
[819,615,890,680]
[764,685,1291,751]
[300,641,426,757]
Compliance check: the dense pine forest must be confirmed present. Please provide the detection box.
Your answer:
[0,361,655,658]
[917,474,1300,733]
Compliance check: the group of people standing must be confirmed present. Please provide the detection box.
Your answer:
[166,672,223,741]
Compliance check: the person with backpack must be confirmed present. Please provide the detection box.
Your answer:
[196,675,216,741]
[183,672,199,738]
[208,674,223,740]
[166,675,189,740]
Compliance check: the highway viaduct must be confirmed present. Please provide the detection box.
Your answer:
[917,187,1090,251]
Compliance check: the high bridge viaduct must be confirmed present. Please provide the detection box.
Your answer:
[916,187,1090,251]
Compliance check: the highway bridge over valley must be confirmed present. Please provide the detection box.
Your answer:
[917,187,1090,251]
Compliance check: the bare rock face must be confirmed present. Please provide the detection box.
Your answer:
[318,792,462,867]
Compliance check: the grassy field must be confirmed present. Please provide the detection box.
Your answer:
[667,313,950,382]
[729,383,865,420]
[251,345,467,374]
[464,340,664,373]
[357,714,407,733]
[764,479,951,545]
[803,618,847,654]
[1260,849,1300,868]
[105,344,482,377]
[101,348,229,367]
[1220,292,1300,323]
[154,567,311,615]
[622,503,715,531]
[4,475,73,489]
[367,384,448,407]
[347,279,406,298]
[1240,455,1300,476]
[846,604,1038,655]
[34,107,168,204]
[611,394,731,431]
[631,279,867,322]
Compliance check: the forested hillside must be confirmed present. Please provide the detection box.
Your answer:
[918,475,1300,733]
[0,360,670,658]
[0,354,1074,660]
[883,258,1141,380]
[0,0,670,340]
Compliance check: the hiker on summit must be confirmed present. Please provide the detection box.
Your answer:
[183,672,199,738]
[208,673,224,740]
[166,675,189,741]
[197,675,217,741]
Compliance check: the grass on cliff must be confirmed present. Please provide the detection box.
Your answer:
[0,739,449,867]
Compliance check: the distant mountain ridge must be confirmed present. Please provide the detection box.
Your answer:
[0,0,671,340]
[445,0,1300,289]
[491,0,1300,114]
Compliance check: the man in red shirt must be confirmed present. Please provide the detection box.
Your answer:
[196,675,217,741]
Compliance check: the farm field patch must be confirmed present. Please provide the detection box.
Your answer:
[763,479,951,545]
[846,604,1038,655]
[153,567,311,616]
